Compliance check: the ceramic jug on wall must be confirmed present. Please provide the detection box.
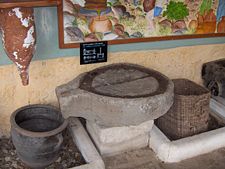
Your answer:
[0,7,36,85]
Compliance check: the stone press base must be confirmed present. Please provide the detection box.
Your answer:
[149,98,225,163]
[86,120,154,157]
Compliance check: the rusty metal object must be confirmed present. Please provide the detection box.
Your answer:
[0,7,36,85]
[10,104,68,168]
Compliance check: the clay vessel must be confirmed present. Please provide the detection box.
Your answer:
[89,15,112,33]
[0,8,36,85]
[10,105,68,169]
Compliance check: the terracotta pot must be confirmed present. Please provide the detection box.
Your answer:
[89,15,112,33]
[217,16,225,33]
[0,8,36,85]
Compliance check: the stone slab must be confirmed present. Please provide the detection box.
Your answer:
[86,120,154,157]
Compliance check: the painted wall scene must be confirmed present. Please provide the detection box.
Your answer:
[62,0,225,44]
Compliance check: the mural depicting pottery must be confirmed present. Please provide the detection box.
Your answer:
[217,0,225,21]
[218,16,225,33]
[143,0,156,12]
[63,0,223,44]
[196,9,217,34]
[84,0,108,10]
[89,15,113,33]
[0,8,36,86]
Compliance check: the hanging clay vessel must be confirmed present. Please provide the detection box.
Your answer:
[0,8,36,86]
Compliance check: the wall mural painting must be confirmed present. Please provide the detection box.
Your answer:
[59,0,225,48]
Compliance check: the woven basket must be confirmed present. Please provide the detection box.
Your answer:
[156,79,210,140]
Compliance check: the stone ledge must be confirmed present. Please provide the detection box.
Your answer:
[68,118,105,169]
[149,99,225,163]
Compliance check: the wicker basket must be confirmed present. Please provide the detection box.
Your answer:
[156,79,210,140]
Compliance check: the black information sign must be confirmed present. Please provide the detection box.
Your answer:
[80,41,108,65]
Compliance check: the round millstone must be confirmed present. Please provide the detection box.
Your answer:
[92,68,159,97]
[80,64,169,98]
[56,63,174,127]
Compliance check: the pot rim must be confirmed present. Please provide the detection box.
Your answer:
[10,104,68,138]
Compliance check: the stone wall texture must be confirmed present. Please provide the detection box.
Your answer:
[0,43,225,136]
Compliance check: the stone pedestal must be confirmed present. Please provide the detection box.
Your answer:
[86,120,154,156]
[56,63,174,156]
